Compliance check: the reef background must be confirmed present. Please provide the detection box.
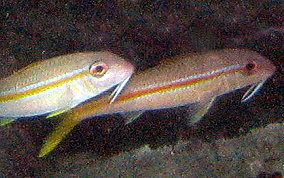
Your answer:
[0,0,283,177]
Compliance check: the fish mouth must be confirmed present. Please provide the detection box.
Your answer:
[109,75,132,103]
[241,79,267,103]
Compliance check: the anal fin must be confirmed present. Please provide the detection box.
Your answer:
[38,113,81,157]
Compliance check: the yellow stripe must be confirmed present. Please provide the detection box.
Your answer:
[117,68,244,103]
[0,71,90,102]
[78,68,245,115]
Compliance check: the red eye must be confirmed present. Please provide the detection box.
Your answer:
[89,62,108,76]
[246,62,256,71]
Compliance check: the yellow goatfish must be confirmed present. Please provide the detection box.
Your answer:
[39,49,276,157]
[0,51,134,124]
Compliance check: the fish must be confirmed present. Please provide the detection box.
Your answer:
[0,51,134,124]
[39,48,276,157]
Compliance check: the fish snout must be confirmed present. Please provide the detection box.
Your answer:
[106,59,134,86]
[116,59,135,80]
[261,57,276,78]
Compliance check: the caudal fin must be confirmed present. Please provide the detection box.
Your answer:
[0,118,16,126]
[38,113,81,157]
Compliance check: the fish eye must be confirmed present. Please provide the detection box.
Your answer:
[89,62,108,76]
[246,62,256,71]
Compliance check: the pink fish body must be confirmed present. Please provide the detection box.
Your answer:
[39,49,276,157]
[73,49,275,118]
[0,51,134,118]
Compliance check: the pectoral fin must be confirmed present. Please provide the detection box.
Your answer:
[0,118,16,126]
[122,111,144,124]
[46,84,81,119]
[187,97,216,125]
[38,113,81,157]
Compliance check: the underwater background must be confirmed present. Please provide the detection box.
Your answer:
[0,0,283,177]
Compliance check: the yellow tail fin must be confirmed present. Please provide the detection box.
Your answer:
[0,118,16,126]
[38,114,81,157]
[46,107,72,119]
